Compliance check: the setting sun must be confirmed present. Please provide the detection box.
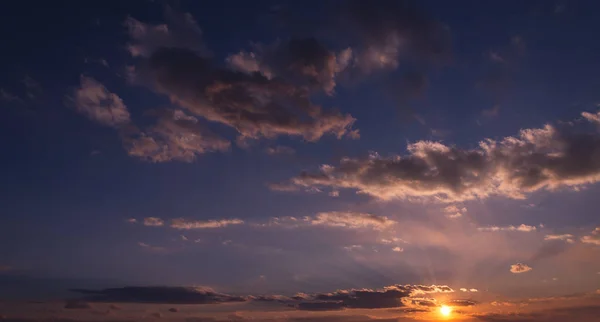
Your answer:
[440,305,453,317]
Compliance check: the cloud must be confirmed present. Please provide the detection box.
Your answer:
[443,205,466,219]
[308,212,396,230]
[293,284,453,310]
[125,6,207,57]
[170,218,244,230]
[127,11,358,145]
[64,299,92,309]
[281,113,600,202]
[544,234,575,243]
[143,217,164,227]
[581,227,600,245]
[122,109,230,162]
[265,145,296,155]
[392,247,404,252]
[338,0,451,74]
[510,263,533,274]
[227,38,347,95]
[138,242,167,252]
[68,76,130,127]
[478,224,537,232]
[71,286,246,304]
[0,88,23,103]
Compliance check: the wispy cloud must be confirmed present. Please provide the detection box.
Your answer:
[308,212,396,230]
[478,224,537,232]
[143,217,164,227]
[544,234,575,243]
[170,218,244,230]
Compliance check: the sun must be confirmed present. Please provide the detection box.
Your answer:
[440,305,453,317]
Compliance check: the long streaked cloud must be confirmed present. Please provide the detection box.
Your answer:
[278,112,600,202]
[68,76,130,127]
[136,212,395,231]
[308,212,396,230]
[545,234,575,243]
[478,224,537,232]
[71,286,246,304]
[170,218,244,230]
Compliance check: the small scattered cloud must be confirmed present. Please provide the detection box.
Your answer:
[329,190,340,197]
[265,145,295,155]
[482,105,500,117]
[510,263,533,274]
[392,246,403,252]
[126,218,137,223]
[443,205,466,219]
[488,51,505,63]
[68,75,130,127]
[143,217,164,227]
[343,245,363,251]
[138,242,167,252]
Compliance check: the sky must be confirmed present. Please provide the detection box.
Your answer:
[1,0,600,321]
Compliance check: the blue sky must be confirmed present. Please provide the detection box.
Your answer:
[1,1,600,321]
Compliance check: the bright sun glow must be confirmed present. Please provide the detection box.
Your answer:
[440,305,452,317]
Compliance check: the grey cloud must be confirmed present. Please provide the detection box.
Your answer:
[68,76,130,127]
[127,14,358,145]
[281,114,600,202]
[227,38,345,95]
[125,6,207,57]
[64,299,92,309]
[293,284,454,310]
[340,0,451,73]
[71,286,246,304]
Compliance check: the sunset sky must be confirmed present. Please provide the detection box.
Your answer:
[1,1,600,321]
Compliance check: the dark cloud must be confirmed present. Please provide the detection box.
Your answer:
[339,0,451,72]
[227,38,345,95]
[127,12,358,147]
[70,286,246,304]
[293,284,453,310]
[64,299,92,309]
[280,114,600,202]
[447,299,477,306]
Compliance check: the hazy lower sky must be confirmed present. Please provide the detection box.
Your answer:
[1,0,599,321]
